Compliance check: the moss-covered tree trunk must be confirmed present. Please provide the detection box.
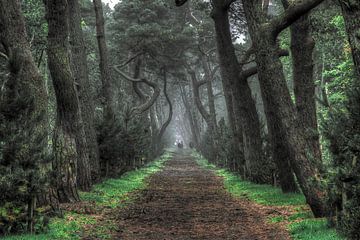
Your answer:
[45,0,91,201]
[68,0,100,183]
[211,1,270,183]
[242,0,327,217]
[282,0,322,168]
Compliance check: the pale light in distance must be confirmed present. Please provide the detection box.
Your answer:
[102,0,119,9]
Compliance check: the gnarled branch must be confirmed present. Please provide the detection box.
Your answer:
[187,69,211,122]
[270,0,324,37]
[157,69,173,143]
[113,65,160,114]
[175,0,188,6]
[239,48,289,79]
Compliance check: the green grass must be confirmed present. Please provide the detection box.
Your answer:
[290,219,344,240]
[193,152,305,206]
[3,151,173,240]
[192,151,346,240]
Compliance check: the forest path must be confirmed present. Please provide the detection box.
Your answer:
[113,150,290,240]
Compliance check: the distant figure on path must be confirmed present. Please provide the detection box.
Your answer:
[177,141,183,149]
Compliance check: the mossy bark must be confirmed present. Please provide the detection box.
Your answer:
[211,1,268,183]
[242,0,327,217]
[69,0,100,183]
[45,0,91,201]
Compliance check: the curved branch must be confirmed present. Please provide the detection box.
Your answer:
[0,51,8,61]
[113,65,160,114]
[188,69,211,123]
[270,0,324,37]
[239,48,289,79]
[157,69,173,142]
[175,0,188,6]
[0,41,10,61]
[117,52,144,69]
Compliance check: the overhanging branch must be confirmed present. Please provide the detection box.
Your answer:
[113,65,160,114]
[270,0,324,37]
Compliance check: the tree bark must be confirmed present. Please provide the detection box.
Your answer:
[339,0,360,80]
[45,0,89,201]
[211,2,269,183]
[156,69,173,152]
[201,57,217,129]
[69,0,100,183]
[93,0,114,121]
[188,69,218,162]
[180,85,200,147]
[282,1,322,167]
[242,0,327,217]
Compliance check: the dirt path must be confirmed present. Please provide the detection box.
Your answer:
[114,151,290,240]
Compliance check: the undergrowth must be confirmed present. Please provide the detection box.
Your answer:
[192,151,346,240]
[3,150,173,240]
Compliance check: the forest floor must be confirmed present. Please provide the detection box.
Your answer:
[4,149,344,240]
[104,150,290,240]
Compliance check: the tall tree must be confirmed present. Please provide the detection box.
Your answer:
[210,0,274,184]
[188,68,219,162]
[0,0,48,232]
[282,0,322,166]
[45,0,91,201]
[68,0,100,182]
[241,0,327,216]
[93,0,115,121]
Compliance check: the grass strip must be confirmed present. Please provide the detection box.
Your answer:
[192,151,345,240]
[3,150,173,240]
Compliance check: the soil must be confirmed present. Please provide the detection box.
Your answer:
[110,150,291,240]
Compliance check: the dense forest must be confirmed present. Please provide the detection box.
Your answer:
[0,0,359,239]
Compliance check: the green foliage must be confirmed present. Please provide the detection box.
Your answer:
[97,114,153,177]
[323,58,354,105]
[0,67,50,235]
[21,0,48,60]
[215,118,244,169]
[324,85,360,239]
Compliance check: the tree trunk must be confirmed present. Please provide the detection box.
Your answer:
[242,1,327,217]
[188,69,218,162]
[201,57,217,129]
[45,0,88,201]
[156,69,173,152]
[287,10,322,166]
[339,0,360,79]
[69,0,100,183]
[150,106,159,156]
[211,3,268,183]
[225,83,244,172]
[93,0,114,121]
[180,85,200,147]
